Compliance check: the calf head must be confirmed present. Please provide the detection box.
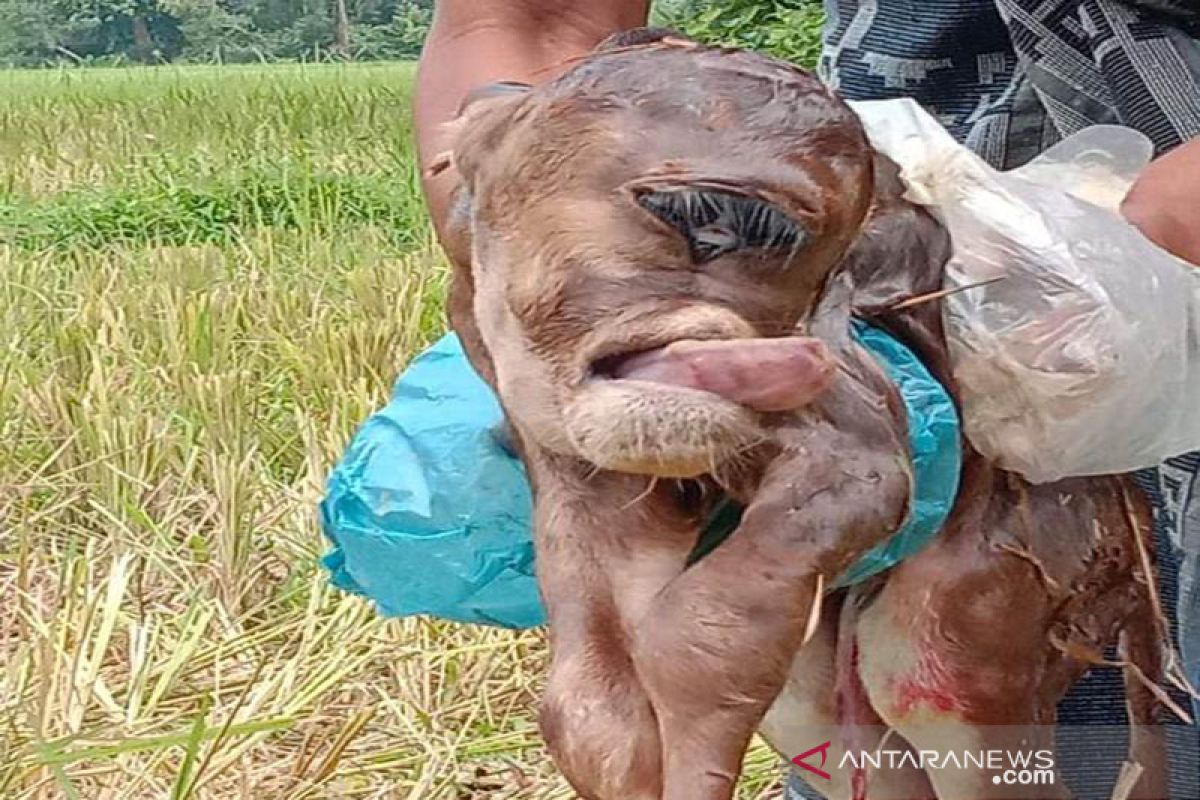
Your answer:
[442,35,876,479]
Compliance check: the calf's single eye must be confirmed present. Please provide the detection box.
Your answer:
[636,189,806,264]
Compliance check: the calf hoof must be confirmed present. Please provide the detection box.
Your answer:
[539,671,662,800]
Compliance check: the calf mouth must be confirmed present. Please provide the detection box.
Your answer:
[563,376,763,477]
[566,334,834,477]
[585,335,836,415]
[559,305,834,476]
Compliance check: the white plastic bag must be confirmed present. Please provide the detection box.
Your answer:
[850,99,1200,484]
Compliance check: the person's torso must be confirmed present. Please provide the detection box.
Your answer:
[821,0,1200,167]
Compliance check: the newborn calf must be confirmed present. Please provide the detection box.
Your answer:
[436,33,1175,800]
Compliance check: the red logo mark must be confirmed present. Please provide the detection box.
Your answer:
[792,741,833,780]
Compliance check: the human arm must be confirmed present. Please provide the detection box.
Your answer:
[1122,136,1200,266]
[414,0,650,244]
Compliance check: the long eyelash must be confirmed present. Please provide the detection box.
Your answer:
[636,189,805,263]
[639,191,689,232]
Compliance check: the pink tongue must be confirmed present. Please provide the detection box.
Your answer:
[612,337,836,412]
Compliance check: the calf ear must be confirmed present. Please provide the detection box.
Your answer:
[434,82,531,388]
[840,154,956,387]
[441,81,530,188]
[428,81,530,180]
[843,155,948,308]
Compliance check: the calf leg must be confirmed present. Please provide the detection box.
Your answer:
[1121,622,1169,800]
[532,465,702,800]
[632,407,911,800]
[857,597,1070,798]
[855,531,1081,800]
[761,592,936,800]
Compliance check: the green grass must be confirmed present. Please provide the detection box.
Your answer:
[1,170,426,250]
[0,62,785,798]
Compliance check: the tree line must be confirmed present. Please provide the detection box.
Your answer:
[0,0,822,68]
[0,0,434,66]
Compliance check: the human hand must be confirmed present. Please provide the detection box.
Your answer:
[1121,137,1200,266]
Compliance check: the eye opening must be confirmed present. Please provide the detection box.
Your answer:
[634,188,806,264]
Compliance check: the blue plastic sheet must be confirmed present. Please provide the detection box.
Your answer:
[320,334,542,628]
[320,325,962,629]
[837,321,962,586]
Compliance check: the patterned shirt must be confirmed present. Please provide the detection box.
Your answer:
[821,0,1200,168]
[788,3,1200,799]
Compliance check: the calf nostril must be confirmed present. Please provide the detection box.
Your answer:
[590,349,654,380]
[592,350,633,379]
[589,352,627,379]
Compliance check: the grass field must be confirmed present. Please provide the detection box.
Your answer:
[0,63,785,798]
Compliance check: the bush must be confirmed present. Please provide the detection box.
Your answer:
[352,5,432,60]
[654,0,825,68]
